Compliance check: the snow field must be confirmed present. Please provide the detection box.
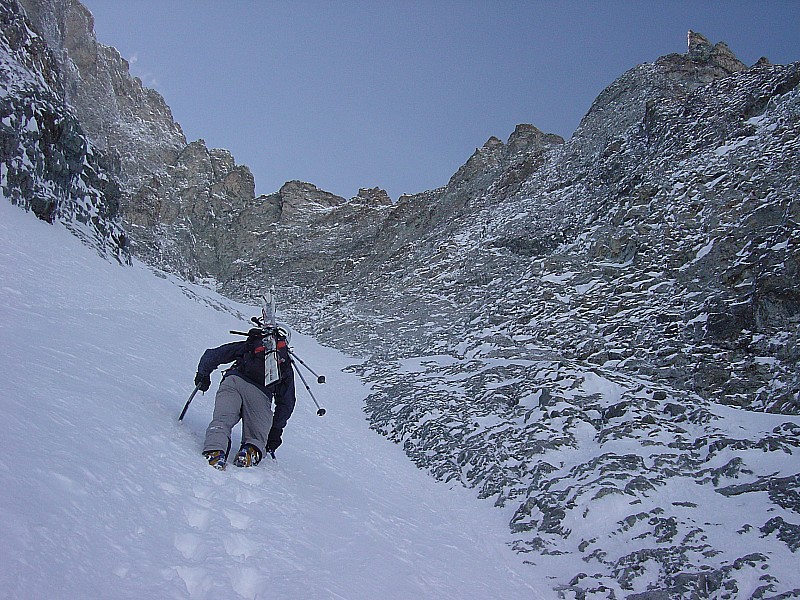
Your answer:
[0,200,548,599]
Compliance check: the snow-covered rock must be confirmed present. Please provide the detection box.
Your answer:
[0,0,127,261]
[258,32,800,598]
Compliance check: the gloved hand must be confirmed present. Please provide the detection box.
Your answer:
[247,327,265,338]
[266,427,283,452]
[194,372,211,392]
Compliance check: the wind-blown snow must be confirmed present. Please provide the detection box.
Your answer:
[0,201,547,599]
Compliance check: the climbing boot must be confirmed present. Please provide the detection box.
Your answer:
[203,449,227,470]
[233,444,262,468]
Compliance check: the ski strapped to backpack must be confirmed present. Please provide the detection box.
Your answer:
[261,287,280,387]
[233,324,328,417]
[238,288,327,416]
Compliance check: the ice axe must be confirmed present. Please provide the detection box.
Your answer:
[178,384,201,421]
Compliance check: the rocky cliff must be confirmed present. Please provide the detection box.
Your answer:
[16,0,279,280]
[269,32,798,416]
[238,32,800,598]
[0,0,126,261]
[18,0,185,190]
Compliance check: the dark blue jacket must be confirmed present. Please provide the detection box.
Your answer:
[197,335,296,430]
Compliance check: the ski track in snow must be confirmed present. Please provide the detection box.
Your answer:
[0,201,549,599]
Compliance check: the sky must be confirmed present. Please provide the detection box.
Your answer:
[80,1,800,201]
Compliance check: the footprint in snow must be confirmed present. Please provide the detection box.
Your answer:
[223,508,252,530]
[173,565,215,597]
[223,531,259,559]
[174,532,204,560]
[230,566,269,600]
[183,504,212,531]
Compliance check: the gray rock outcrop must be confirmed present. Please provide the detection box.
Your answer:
[17,0,271,280]
[1,0,127,261]
[19,0,185,190]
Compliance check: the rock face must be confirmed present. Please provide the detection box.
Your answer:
[18,0,185,190]
[687,30,747,75]
[216,180,392,303]
[238,34,799,598]
[277,34,800,417]
[0,0,127,261]
[17,0,272,280]
[5,3,800,595]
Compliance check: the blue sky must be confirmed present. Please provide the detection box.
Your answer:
[81,1,799,201]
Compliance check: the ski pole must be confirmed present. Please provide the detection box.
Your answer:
[292,364,326,416]
[288,349,326,384]
[178,384,201,421]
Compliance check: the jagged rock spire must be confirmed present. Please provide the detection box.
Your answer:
[687,30,713,60]
[687,30,747,73]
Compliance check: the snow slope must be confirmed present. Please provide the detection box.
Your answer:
[0,200,548,600]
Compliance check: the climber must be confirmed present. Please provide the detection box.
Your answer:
[194,326,295,469]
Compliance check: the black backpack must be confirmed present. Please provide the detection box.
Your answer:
[233,328,290,385]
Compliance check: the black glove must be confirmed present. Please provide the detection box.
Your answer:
[194,372,211,392]
[247,327,265,338]
[266,427,283,452]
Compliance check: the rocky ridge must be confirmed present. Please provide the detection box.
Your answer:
[258,33,800,598]
[273,32,800,415]
[17,0,286,280]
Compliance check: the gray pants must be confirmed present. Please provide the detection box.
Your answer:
[203,375,273,456]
